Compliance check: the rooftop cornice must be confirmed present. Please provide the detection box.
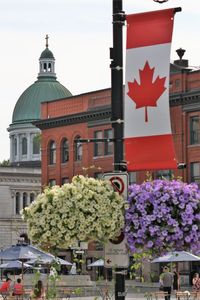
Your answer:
[170,90,200,106]
[33,89,200,129]
[34,106,111,129]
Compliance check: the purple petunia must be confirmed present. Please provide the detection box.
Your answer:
[125,179,200,255]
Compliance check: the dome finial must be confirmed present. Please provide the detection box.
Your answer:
[45,34,49,48]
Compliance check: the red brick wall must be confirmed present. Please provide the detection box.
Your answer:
[40,68,200,186]
[41,89,113,186]
[186,111,200,182]
[41,89,111,120]
[170,69,200,94]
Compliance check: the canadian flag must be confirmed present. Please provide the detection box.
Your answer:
[125,8,177,171]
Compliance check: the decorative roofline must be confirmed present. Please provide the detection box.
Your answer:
[34,89,200,129]
[33,107,111,130]
[170,90,200,106]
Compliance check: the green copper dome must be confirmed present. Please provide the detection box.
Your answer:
[12,37,72,125]
[40,48,54,59]
[12,77,72,124]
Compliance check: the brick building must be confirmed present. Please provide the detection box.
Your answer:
[35,49,200,187]
[34,49,200,280]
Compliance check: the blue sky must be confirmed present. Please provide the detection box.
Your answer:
[0,0,200,161]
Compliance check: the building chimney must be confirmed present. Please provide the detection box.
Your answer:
[174,48,188,67]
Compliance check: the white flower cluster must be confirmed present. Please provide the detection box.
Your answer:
[21,175,125,248]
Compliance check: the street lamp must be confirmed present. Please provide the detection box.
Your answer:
[153,0,169,3]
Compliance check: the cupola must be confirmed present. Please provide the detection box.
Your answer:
[38,34,56,79]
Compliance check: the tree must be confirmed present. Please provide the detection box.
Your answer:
[0,159,10,166]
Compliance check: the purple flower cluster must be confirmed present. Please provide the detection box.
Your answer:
[125,179,200,255]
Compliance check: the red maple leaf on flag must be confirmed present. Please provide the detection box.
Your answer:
[127,61,166,122]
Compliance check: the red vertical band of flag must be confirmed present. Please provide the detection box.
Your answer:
[125,8,178,171]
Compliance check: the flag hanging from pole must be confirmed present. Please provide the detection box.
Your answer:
[125,8,178,171]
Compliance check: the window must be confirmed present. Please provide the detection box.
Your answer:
[44,62,47,71]
[104,129,113,155]
[156,170,172,180]
[94,172,103,179]
[190,162,200,184]
[190,116,200,145]
[129,172,136,184]
[14,138,17,156]
[49,141,56,165]
[49,179,56,187]
[94,241,103,251]
[62,177,69,185]
[74,136,82,161]
[30,193,35,203]
[175,79,180,88]
[22,137,27,155]
[33,135,40,154]
[61,138,69,163]
[15,192,20,214]
[48,63,52,72]
[23,192,28,208]
[94,131,103,157]
[20,233,29,244]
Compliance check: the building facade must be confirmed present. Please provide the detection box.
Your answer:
[170,49,200,185]
[0,166,41,248]
[0,37,72,247]
[33,49,200,280]
[8,36,72,168]
[36,49,200,187]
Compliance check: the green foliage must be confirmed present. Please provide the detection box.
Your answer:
[33,133,41,143]
[150,271,159,283]
[46,261,61,299]
[72,287,82,295]
[0,159,10,166]
[32,269,41,286]
[129,252,151,281]
[145,292,153,300]
[31,259,62,300]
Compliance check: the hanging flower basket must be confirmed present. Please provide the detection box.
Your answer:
[125,179,200,255]
[22,175,125,248]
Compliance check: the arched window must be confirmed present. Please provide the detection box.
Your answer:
[48,63,52,72]
[61,138,69,163]
[49,179,56,187]
[30,193,35,203]
[14,138,17,156]
[15,192,20,214]
[33,135,40,154]
[22,137,27,155]
[20,233,29,244]
[49,141,56,165]
[44,62,47,71]
[23,192,28,208]
[74,135,82,161]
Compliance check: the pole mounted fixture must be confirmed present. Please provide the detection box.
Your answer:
[111,1,179,299]
[153,0,169,3]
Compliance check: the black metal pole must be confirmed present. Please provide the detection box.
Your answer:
[109,2,180,299]
[110,0,124,169]
[110,0,125,299]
